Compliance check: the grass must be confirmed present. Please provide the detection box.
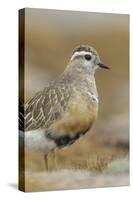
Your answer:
[48,141,128,172]
[24,157,129,192]
[20,129,129,191]
[24,137,128,173]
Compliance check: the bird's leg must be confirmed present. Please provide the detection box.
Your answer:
[50,150,58,170]
[53,150,58,170]
[44,154,49,171]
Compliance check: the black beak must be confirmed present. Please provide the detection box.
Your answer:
[98,63,110,70]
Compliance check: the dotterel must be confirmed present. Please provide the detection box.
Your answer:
[19,45,109,170]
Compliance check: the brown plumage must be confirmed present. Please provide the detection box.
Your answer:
[19,45,109,170]
[24,76,97,134]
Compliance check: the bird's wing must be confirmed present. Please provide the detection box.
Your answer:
[24,83,71,132]
[19,99,24,131]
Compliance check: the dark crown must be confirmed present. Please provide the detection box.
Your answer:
[72,45,98,56]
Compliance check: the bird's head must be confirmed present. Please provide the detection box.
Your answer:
[69,45,109,74]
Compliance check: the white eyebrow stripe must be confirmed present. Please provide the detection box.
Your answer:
[71,51,92,60]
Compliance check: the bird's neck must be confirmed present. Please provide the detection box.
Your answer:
[61,63,98,97]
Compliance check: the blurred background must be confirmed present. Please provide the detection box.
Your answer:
[20,8,129,191]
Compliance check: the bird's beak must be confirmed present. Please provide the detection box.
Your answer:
[98,63,110,70]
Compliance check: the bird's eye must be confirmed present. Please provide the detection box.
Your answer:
[84,54,92,61]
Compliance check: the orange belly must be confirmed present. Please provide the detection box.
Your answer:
[51,96,98,137]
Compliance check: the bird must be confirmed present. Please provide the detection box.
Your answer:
[19,45,109,171]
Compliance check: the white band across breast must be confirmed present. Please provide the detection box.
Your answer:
[87,91,99,103]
